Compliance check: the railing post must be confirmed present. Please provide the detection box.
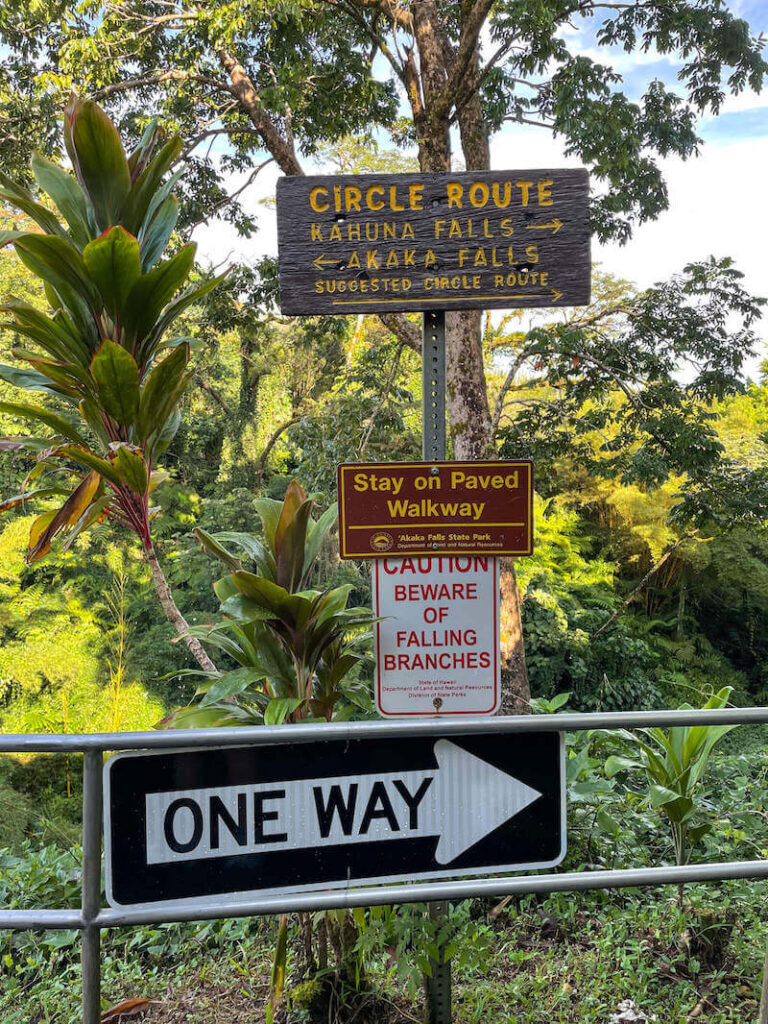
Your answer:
[81,749,103,1024]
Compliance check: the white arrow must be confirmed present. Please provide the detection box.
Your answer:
[144,740,541,868]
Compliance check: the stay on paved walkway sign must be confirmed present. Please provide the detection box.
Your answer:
[338,460,533,559]
[104,729,565,908]
[276,169,590,315]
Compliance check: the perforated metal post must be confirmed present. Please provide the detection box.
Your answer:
[421,310,452,1023]
[81,749,103,1024]
[422,310,446,462]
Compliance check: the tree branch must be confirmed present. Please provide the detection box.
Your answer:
[254,416,301,486]
[491,343,540,434]
[377,312,421,353]
[435,0,494,120]
[359,341,405,457]
[92,71,228,101]
[591,535,692,640]
[218,49,304,175]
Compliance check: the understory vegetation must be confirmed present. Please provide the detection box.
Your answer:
[0,3,768,1012]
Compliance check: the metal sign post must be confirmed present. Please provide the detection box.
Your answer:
[422,309,450,1024]
[423,311,446,462]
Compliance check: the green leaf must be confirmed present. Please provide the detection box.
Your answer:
[120,136,183,236]
[193,527,243,572]
[155,704,244,730]
[124,244,196,345]
[253,497,284,551]
[0,400,87,444]
[14,234,99,310]
[220,594,275,622]
[138,195,179,271]
[64,97,131,230]
[0,363,77,402]
[604,754,643,778]
[2,298,93,367]
[82,227,142,318]
[90,340,140,426]
[127,119,159,179]
[0,486,70,512]
[56,445,123,487]
[0,229,27,249]
[199,668,267,707]
[148,405,182,455]
[112,445,148,495]
[143,270,228,356]
[302,504,338,585]
[264,697,304,726]
[31,154,94,248]
[687,822,714,847]
[596,807,622,838]
[136,344,189,439]
[650,784,686,807]
[78,398,111,446]
[0,171,68,239]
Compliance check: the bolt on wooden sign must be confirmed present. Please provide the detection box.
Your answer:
[337,460,533,559]
[374,556,501,716]
[276,169,590,314]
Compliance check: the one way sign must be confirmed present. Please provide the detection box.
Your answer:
[105,728,565,908]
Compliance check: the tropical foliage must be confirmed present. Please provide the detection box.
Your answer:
[163,481,374,727]
[0,97,226,668]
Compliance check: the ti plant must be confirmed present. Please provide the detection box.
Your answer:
[605,687,736,867]
[0,97,226,671]
[162,480,374,727]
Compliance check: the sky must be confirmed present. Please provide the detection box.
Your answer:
[193,2,768,365]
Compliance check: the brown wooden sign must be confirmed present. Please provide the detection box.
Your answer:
[276,170,590,315]
[337,461,533,559]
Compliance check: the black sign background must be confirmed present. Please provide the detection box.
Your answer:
[105,731,564,908]
[276,169,590,315]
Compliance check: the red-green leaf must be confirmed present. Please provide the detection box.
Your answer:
[0,400,87,445]
[27,471,101,562]
[64,97,131,231]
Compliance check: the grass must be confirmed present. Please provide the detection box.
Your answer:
[1,881,765,1023]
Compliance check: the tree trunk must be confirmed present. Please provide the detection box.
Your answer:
[499,559,530,713]
[446,307,493,459]
[758,941,768,1024]
[144,541,218,674]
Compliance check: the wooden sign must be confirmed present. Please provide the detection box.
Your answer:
[337,460,533,559]
[276,169,590,315]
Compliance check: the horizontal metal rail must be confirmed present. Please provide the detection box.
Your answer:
[2,708,768,1022]
[3,704,768,753]
[2,858,768,932]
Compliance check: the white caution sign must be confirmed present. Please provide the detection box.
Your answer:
[374,556,500,716]
[144,740,539,867]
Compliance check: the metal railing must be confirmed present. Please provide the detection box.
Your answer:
[2,707,768,1023]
